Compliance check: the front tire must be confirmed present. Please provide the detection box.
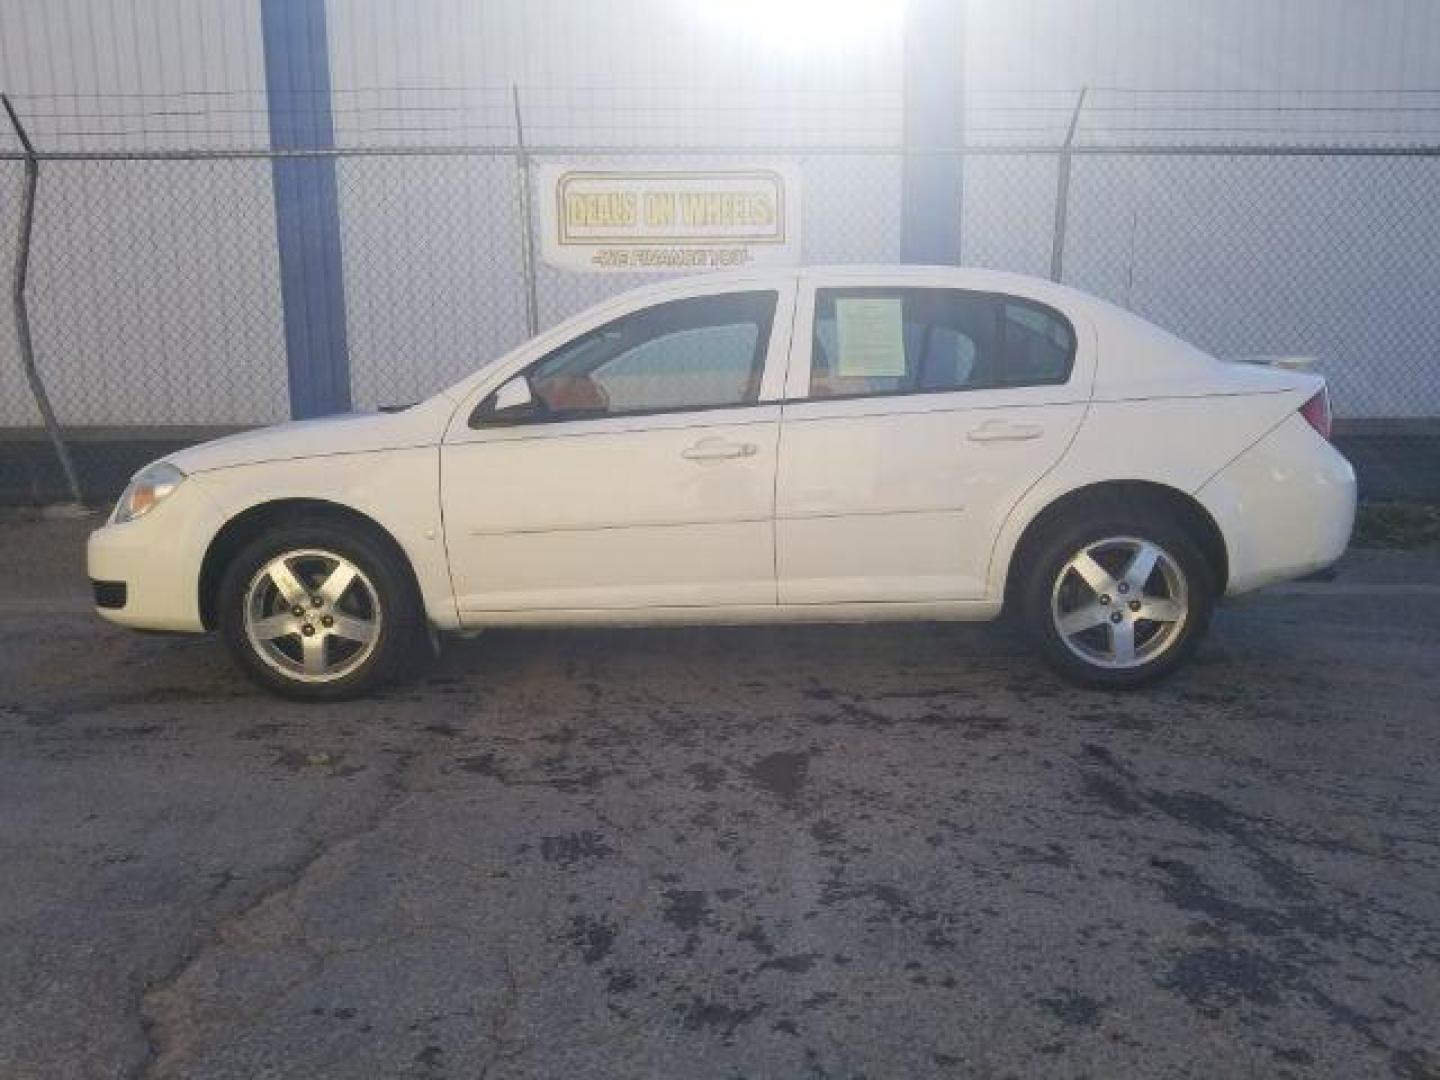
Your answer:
[1019,511,1214,689]
[217,519,424,701]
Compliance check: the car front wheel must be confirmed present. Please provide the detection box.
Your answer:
[1021,514,1214,689]
[217,519,423,700]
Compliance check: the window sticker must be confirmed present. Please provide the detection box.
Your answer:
[834,297,906,377]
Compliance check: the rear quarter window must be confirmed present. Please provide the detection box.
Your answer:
[1001,300,1075,386]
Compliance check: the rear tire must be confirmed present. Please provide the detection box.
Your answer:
[217,518,425,701]
[1019,508,1214,689]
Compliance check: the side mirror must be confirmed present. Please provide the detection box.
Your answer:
[492,377,532,417]
[475,375,537,427]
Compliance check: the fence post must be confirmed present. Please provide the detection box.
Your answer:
[3,93,83,507]
[512,85,540,338]
[1049,86,1088,284]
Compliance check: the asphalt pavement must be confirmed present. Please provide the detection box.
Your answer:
[2,514,1439,1079]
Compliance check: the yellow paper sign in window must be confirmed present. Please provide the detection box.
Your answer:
[835,298,906,377]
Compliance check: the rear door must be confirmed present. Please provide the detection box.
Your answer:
[776,275,1094,604]
[441,281,795,617]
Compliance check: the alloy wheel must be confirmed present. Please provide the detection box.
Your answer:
[1050,536,1189,670]
[243,548,383,683]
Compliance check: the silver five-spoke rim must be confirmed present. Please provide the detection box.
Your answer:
[244,549,383,683]
[1051,536,1188,670]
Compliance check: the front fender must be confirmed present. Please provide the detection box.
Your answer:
[193,446,459,629]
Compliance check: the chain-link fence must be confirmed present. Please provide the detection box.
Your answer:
[3,93,1439,500]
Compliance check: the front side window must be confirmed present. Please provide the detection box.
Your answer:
[490,291,777,424]
[808,288,1074,400]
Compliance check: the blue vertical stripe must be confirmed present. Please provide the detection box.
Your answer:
[261,0,351,419]
[901,0,965,265]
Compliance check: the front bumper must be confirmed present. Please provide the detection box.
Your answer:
[86,479,225,632]
[1197,412,1357,596]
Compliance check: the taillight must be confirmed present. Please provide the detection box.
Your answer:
[1299,386,1332,441]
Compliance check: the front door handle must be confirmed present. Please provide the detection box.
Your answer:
[967,420,1044,443]
[681,438,758,462]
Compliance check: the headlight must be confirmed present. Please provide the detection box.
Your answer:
[113,462,186,524]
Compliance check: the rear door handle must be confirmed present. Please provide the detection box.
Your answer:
[681,438,758,461]
[967,420,1043,443]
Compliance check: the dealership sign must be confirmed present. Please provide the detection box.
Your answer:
[538,165,801,272]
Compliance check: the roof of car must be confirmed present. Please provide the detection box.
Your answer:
[648,263,1046,284]
[609,264,1090,311]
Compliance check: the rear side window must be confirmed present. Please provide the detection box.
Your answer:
[808,288,1074,400]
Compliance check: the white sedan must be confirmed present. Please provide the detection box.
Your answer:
[88,267,1356,699]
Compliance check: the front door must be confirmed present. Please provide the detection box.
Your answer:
[441,285,794,617]
[776,280,1093,604]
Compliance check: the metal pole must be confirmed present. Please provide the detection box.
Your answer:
[1049,86,1088,284]
[899,0,965,265]
[512,85,540,338]
[3,93,83,506]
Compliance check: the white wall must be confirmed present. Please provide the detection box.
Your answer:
[965,0,1440,93]
[325,0,902,147]
[0,0,271,152]
[0,0,287,426]
[962,0,1440,147]
[952,1,1440,417]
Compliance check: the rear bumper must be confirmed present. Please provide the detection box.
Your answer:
[86,480,224,632]
[1197,413,1357,596]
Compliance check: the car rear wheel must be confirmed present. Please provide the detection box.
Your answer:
[217,520,424,700]
[1020,513,1214,689]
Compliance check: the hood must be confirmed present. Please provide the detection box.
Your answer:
[166,396,456,474]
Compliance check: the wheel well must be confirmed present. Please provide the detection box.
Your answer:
[1003,481,1229,611]
[198,499,421,630]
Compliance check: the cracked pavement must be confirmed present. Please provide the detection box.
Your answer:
[2,515,1440,1078]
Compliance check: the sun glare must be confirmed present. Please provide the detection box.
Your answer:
[697,0,908,54]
